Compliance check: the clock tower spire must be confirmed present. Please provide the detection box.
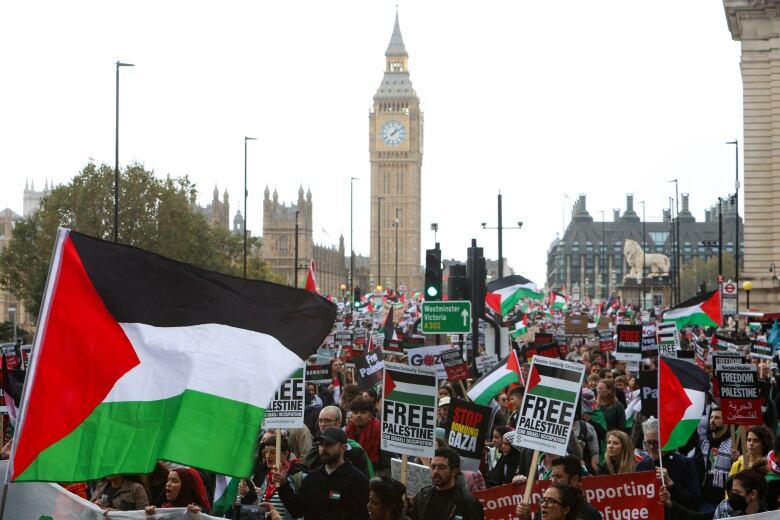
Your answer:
[369,12,423,294]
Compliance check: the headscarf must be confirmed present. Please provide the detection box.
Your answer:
[162,467,211,513]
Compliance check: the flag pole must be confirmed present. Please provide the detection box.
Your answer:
[400,454,408,486]
[275,429,282,475]
[523,449,540,505]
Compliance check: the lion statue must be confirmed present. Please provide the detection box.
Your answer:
[623,239,670,280]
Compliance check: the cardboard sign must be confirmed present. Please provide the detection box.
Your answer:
[401,336,426,350]
[390,458,431,498]
[598,329,615,352]
[638,370,658,418]
[614,325,642,361]
[751,339,773,360]
[712,351,746,372]
[444,398,492,460]
[564,314,589,335]
[382,362,437,457]
[523,342,561,362]
[406,344,452,379]
[353,350,384,390]
[513,356,585,456]
[474,471,662,520]
[641,325,658,358]
[718,364,762,425]
[305,363,332,385]
[441,348,469,382]
[657,322,680,357]
[334,330,352,347]
[597,317,611,330]
[262,367,305,429]
[476,354,499,375]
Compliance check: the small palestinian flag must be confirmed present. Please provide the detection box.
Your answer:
[511,315,528,338]
[486,275,543,317]
[383,363,436,407]
[304,259,319,293]
[525,358,584,404]
[658,357,709,451]
[550,292,566,311]
[663,290,721,329]
[11,229,335,482]
[468,351,522,406]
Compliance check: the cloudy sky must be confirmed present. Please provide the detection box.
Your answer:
[0,1,742,285]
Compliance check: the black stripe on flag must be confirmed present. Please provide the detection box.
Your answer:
[387,367,436,386]
[69,232,336,360]
[535,363,581,383]
[486,274,535,292]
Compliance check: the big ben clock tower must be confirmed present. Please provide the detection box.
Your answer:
[370,12,423,294]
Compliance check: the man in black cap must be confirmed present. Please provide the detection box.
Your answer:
[275,426,369,520]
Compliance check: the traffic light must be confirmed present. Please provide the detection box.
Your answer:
[425,246,443,301]
[448,264,469,300]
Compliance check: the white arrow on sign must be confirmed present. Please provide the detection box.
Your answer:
[461,309,469,326]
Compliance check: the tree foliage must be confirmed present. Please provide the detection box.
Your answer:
[0,321,33,344]
[680,251,736,300]
[0,163,279,318]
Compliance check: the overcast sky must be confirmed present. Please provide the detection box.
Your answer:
[0,1,742,285]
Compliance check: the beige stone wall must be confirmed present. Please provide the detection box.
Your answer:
[725,0,780,309]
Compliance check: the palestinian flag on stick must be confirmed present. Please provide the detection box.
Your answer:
[10,229,336,482]
[486,275,543,317]
[525,359,583,403]
[468,351,522,406]
[549,291,566,311]
[304,259,319,293]
[663,289,721,329]
[658,357,709,451]
[511,315,528,338]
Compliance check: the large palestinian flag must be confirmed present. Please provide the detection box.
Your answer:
[486,275,543,317]
[468,351,522,406]
[11,229,336,482]
[663,289,721,329]
[658,357,709,451]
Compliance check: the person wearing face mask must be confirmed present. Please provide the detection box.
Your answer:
[659,468,768,519]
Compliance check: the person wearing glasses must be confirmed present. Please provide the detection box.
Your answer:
[515,456,598,520]
[303,405,372,477]
[494,393,511,427]
[636,417,700,513]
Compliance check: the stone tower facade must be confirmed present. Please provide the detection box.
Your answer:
[369,13,423,293]
[23,178,51,217]
[203,185,230,229]
[723,1,780,309]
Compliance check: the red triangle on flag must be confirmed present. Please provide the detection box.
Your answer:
[384,370,395,396]
[486,292,501,314]
[526,363,541,392]
[658,358,693,448]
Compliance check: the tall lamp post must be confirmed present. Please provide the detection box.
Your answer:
[114,61,134,243]
[640,200,646,310]
[481,192,522,280]
[727,139,740,317]
[350,177,358,311]
[600,210,606,301]
[668,180,680,304]
[394,208,400,292]
[294,210,300,287]
[377,195,385,295]
[243,136,256,279]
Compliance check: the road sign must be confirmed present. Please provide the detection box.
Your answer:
[723,281,737,295]
[421,300,471,334]
[723,279,737,316]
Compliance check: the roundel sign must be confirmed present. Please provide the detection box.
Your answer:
[723,282,737,295]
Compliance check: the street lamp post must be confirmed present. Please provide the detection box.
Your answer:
[640,201,646,310]
[431,223,438,245]
[350,178,358,310]
[114,61,134,243]
[394,208,400,292]
[377,195,385,295]
[600,210,606,301]
[727,140,740,317]
[243,136,257,279]
[8,306,16,345]
[744,280,753,311]
[482,192,522,280]
[294,210,300,287]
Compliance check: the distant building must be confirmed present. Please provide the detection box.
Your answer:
[0,208,31,329]
[195,185,230,229]
[23,178,51,217]
[546,194,743,302]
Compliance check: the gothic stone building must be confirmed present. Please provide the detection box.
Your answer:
[546,194,743,305]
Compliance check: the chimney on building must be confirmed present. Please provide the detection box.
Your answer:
[572,193,593,222]
[613,209,620,221]
[621,193,640,222]
[678,193,695,222]
[663,209,671,222]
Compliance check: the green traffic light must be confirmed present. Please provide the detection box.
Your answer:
[426,286,438,297]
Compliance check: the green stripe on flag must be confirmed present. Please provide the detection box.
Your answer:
[528,385,577,403]
[387,391,435,407]
[662,418,700,451]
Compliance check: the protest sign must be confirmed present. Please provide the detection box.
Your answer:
[695,345,708,368]
[305,363,332,385]
[474,471,662,520]
[476,354,499,375]
[598,329,615,353]
[638,370,658,418]
[614,325,642,361]
[718,364,762,425]
[334,330,352,347]
[597,316,611,330]
[751,339,773,360]
[712,351,746,372]
[532,332,554,345]
[444,398,492,460]
[402,335,426,350]
[407,344,452,379]
[353,327,367,350]
[564,314,589,336]
[441,348,469,381]
[641,325,658,358]
[354,350,384,390]
[382,362,437,457]
[522,342,561,363]
[262,367,305,429]
[513,356,584,456]
[390,458,431,498]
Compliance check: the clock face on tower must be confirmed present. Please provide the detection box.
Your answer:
[380,120,407,146]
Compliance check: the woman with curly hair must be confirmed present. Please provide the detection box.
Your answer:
[597,430,636,475]
[731,425,773,476]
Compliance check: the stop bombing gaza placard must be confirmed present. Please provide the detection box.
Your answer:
[513,356,585,456]
[382,361,437,457]
[262,367,305,429]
